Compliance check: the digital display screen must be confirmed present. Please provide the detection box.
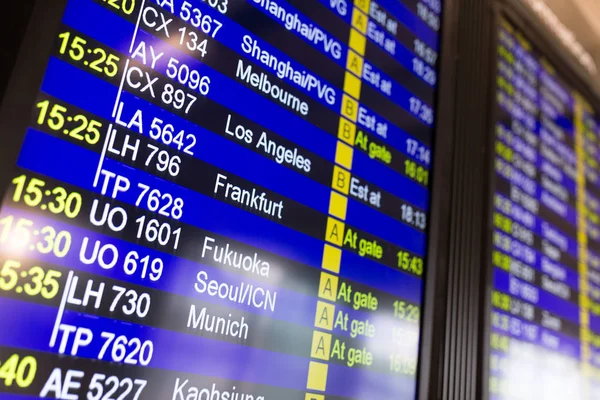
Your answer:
[489,17,600,399]
[0,0,442,399]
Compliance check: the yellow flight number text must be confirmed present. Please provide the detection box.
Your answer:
[58,31,120,78]
[404,160,429,185]
[0,216,72,258]
[393,300,420,323]
[0,354,37,388]
[396,251,424,276]
[0,260,62,300]
[12,175,82,219]
[36,99,102,145]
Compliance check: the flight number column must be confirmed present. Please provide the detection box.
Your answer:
[51,0,150,360]
[306,0,370,398]
[489,25,541,398]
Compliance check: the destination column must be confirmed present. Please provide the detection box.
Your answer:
[306,0,370,398]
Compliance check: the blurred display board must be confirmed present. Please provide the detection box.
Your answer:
[489,16,600,400]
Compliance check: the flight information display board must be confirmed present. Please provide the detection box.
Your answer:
[0,0,442,398]
[489,17,600,400]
